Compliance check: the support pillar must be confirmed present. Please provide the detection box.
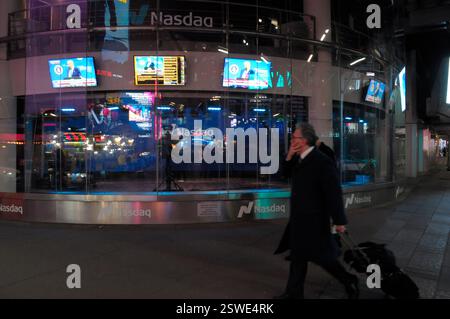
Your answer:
[406,50,419,178]
[0,0,24,192]
[303,0,334,147]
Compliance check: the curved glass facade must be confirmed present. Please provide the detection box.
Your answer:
[1,0,406,196]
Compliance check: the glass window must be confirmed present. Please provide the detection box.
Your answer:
[10,0,401,197]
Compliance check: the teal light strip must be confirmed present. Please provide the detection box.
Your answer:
[49,189,292,198]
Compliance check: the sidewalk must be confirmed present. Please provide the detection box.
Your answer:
[0,170,449,299]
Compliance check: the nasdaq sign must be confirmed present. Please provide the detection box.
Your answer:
[130,5,214,28]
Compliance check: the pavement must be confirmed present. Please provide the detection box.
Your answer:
[0,169,449,299]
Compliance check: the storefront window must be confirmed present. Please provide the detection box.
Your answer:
[5,0,402,196]
[333,101,389,186]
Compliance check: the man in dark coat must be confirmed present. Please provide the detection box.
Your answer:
[274,123,358,299]
[316,139,336,164]
[282,138,339,262]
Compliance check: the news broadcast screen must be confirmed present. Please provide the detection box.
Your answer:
[365,79,386,104]
[134,56,186,86]
[223,58,271,90]
[48,57,98,88]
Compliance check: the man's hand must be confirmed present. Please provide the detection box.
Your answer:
[334,225,347,233]
[287,144,302,161]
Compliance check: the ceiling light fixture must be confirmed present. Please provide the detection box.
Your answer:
[349,57,366,66]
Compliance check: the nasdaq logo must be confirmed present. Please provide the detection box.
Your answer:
[238,202,286,218]
[129,5,213,28]
[0,204,23,215]
[345,194,372,209]
[238,202,254,218]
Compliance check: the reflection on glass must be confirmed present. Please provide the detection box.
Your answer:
[333,101,387,186]
[8,0,402,197]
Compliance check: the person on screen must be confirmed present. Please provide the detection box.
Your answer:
[369,81,376,95]
[373,82,381,97]
[239,61,255,80]
[66,60,82,79]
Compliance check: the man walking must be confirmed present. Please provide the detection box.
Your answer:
[274,123,358,299]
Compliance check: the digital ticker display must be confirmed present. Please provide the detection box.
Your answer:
[134,56,186,86]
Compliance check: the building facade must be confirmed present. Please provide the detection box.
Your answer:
[0,0,424,224]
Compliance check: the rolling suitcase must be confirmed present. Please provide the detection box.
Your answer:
[339,231,420,299]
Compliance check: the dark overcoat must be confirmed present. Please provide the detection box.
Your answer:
[317,142,337,164]
[274,148,347,262]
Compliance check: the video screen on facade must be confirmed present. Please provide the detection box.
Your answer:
[398,67,406,111]
[87,92,154,134]
[447,58,450,104]
[48,57,98,88]
[134,56,186,86]
[223,58,271,90]
[365,79,386,104]
[121,92,154,122]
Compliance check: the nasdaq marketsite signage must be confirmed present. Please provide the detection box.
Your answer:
[0,196,24,221]
[128,2,214,28]
[28,1,214,31]
[144,11,213,28]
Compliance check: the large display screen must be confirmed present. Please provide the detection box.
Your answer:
[223,58,271,90]
[48,57,98,88]
[134,56,186,86]
[447,58,450,104]
[365,80,386,104]
[398,67,406,111]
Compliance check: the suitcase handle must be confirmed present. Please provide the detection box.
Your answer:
[339,231,371,262]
